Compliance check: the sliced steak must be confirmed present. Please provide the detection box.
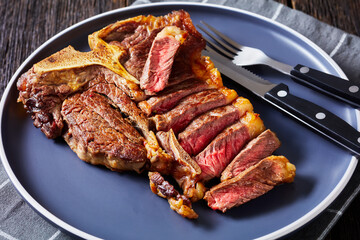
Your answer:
[151,88,238,133]
[221,129,281,181]
[178,97,254,156]
[91,10,205,84]
[138,79,214,116]
[61,90,148,173]
[156,130,206,202]
[123,28,162,80]
[149,172,198,219]
[86,83,172,172]
[16,65,99,139]
[195,112,265,182]
[17,63,146,139]
[204,156,296,212]
[140,26,187,94]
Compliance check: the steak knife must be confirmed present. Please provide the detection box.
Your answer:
[204,48,360,156]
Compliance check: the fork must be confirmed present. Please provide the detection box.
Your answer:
[197,21,360,108]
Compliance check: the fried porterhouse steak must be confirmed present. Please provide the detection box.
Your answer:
[17,10,296,219]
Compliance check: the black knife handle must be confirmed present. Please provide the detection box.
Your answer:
[290,64,360,108]
[265,83,360,156]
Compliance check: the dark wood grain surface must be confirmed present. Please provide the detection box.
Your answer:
[1,0,359,239]
[276,0,360,37]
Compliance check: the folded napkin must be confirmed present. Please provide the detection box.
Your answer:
[1,1,359,240]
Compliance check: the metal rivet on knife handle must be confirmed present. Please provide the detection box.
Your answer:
[299,67,310,73]
[315,112,326,120]
[349,85,359,93]
[277,90,287,97]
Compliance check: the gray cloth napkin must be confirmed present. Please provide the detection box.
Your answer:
[1,1,359,240]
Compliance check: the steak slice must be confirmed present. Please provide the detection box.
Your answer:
[204,156,296,212]
[151,88,238,133]
[195,112,265,182]
[178,97,254,156]
[149,172,198,219]
[123,28,162,80]
[221,129,281,181]
[90,10,205,84]
[140,26,187,94]
[156,130,206,202]
[16,63,146,139]
[138,78,215,116]
[61,90,148,173]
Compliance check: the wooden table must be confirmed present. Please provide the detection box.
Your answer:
[1,0,359,239]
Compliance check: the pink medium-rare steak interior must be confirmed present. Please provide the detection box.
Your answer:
[204,156,296,212]
[178,97,254,156]
[151,88,238,134]
[140,26,187,94]
[195,122,250,182]
[138,78,214,116]
[195,112,265,182]
[122,27,162,80]
[221,129,281,181]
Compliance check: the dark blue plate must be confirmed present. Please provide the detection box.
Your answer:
[0,3,358,240]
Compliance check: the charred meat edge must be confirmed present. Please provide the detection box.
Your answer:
[149,172,198,219]
[156,130,206,202]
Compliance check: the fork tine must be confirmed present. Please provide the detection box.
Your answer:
[197,24,239,55]
[202,35,234,58]
[200,21,244,50]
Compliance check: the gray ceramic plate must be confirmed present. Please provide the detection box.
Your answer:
[1,3,358,240]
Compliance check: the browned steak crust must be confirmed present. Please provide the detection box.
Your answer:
[61,89,148,173]
[149,171,198,219]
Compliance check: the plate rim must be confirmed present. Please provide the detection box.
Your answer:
[0,2,358,240]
